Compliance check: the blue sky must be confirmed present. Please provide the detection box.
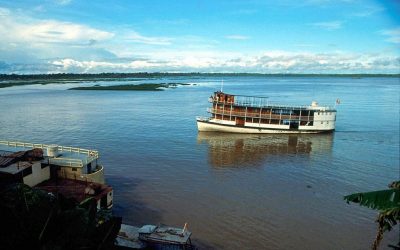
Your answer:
[0,0,398,73]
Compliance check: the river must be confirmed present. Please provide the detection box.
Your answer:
[0,76,398,249]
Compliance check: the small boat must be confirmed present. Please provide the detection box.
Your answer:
[116,224,147,249]
[197,91,337,134]
[138,223,194,249]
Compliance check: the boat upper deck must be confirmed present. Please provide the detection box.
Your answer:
[0,140,98,168]
[211,91,336,112]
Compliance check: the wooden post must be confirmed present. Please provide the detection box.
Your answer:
[230,104,233,121]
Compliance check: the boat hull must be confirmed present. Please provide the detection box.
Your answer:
[197,119,333,134]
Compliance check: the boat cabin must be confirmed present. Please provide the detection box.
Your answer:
[197,91,337,133]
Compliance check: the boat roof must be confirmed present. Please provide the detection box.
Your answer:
[0,161,32,175]
[214,91,270,99]
[0,140,98,168]
[116,224,147,249]
[139,225,192,245]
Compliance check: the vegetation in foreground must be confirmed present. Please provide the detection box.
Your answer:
[344,181,400,250]
[0,183,121,250]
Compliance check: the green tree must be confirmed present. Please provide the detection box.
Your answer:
[0,183,121,250]
[344,181,400,250]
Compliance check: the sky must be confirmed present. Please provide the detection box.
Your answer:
[0,0,399,74]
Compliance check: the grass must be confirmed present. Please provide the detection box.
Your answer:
[69,83,191,91]
[0,77,192,90]
[0,80,58,88]
[0,78,142,89]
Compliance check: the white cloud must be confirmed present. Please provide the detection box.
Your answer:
[311,21,343,30]
[33,5,46,12]
[0,7,397,74]
[294,43,315,48]
[380,28,400,44]
[54,0,72,5]
[0,7,10,16]
[50,58,164,73]
[0,7,117,63]
[351,6,384,17]
[225,35,250,40]
[35,51,399,74]
[230,9,258,15]
[305,0,356,6]
[22,21,113,43]
[127,32,172,45]
[0,8,113,46]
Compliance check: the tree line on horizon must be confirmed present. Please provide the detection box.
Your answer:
[0,72,399,80]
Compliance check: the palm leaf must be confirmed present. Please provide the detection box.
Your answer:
[344,189,400,211]
[344,182,400,249]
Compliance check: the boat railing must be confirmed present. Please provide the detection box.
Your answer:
[212,99,334,110]
[207,108,314,121]
[196,116,210,121]
[0,140,99,159]
[58,166,105,184]
[47,157,84,167]
[234,95,270,107]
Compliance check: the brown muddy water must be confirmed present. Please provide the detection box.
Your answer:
[0,76,398,249]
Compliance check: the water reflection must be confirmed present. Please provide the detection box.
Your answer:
[197,132,334,168]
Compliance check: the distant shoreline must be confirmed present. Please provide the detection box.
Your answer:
[0,73,398,89]
[0,72,399,81]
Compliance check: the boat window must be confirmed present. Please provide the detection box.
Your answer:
[321,121,323,124]
[327,121,329,124]
[72,167,77,171]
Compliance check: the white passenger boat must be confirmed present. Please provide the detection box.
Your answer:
[197,91,337,134]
